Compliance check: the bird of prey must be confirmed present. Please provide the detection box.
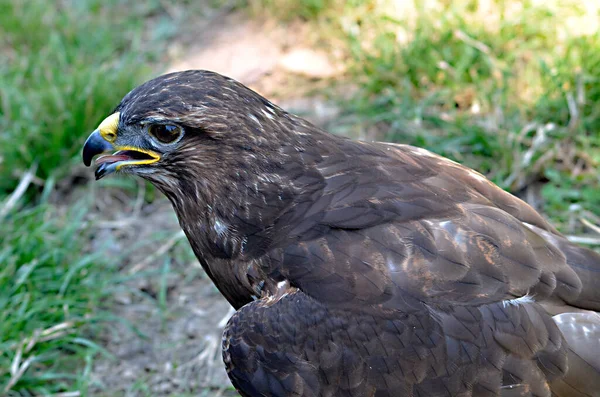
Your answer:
[83,70,600,397]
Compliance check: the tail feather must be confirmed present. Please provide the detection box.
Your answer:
[550,312,600,397]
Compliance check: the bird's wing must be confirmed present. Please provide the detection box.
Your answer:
[265,140,598,310]
[225,141,600,396]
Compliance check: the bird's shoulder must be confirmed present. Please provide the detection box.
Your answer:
[307,139,555,233]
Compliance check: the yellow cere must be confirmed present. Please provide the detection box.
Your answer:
[97,112,120,143]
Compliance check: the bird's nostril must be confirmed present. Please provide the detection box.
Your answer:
[104,132,116,142]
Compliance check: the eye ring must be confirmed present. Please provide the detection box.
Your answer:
[148,124,183,144]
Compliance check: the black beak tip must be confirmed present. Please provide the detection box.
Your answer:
[83,130,113,167]
[95,163,108,180]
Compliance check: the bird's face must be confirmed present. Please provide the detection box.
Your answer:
[82,111,184,180]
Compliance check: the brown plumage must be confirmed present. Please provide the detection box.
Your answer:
[82,70,600,397]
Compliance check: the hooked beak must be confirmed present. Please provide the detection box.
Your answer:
[82,113,160,180]
[82,129,113,167]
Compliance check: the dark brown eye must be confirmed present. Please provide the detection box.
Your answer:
[148,124,182,144]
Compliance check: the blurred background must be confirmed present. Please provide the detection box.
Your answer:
[1,0,599,395]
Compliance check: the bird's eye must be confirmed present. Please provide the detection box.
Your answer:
[148,124,182,144]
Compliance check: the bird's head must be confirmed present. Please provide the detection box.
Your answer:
[82,70,305,197]
[82,70,327,260]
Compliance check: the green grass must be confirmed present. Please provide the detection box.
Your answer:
[254,0,600,235]
[0,199,116,396]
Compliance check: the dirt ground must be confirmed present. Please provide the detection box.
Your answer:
[88,9,342,396]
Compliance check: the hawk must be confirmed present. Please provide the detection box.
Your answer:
[83,70,600,396]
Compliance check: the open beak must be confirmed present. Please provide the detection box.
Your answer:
[82,113,160,180]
